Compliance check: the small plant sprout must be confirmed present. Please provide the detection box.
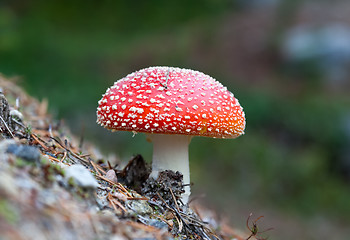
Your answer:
[246,213,273,240]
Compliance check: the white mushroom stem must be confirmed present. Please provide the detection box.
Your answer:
[148,134,192,204]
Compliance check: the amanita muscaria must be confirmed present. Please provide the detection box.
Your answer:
[97,66,245,203]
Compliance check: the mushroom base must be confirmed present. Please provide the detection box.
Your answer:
[148,134,192,204]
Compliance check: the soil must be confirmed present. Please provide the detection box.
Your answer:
[0,75,246,240]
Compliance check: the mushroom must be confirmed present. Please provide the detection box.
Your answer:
[96,66,245,203]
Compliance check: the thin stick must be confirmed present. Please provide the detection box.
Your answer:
[169,188,180,211]
[108,193,127,212]
[32,134,50,151]
[127,197,149,201]
[90,160,101,176]
[95,175,133,198]
[107,193,122,213]
[46,155,60,162]
[60,151,67,163]
[116,182,133,198]
[50,137,89,163]
[95,164,106,175]
[0,115,15,138]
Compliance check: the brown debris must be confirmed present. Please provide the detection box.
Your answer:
[118,154,151,192]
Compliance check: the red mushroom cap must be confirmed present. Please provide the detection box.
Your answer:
[97,66,245,138]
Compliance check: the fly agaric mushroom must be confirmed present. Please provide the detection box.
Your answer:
[97,66,245,203]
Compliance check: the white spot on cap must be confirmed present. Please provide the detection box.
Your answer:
[129,107,144,114]
[122,105,127,110]
[175,106,183,112]
[156,94,165,99]
[150,108,159,113]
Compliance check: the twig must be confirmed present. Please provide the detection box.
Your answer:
[107,193,123,214]
[95,164,106,175]
[175,214,183,232]
[169,188,180,211]
[95,175,133,198]
[156,192,186,234]
[31,134,50,151]
[90,160,102,176]
[11,118,26,129]
[107,192,127,213]
[127,197,149,201]
[154,215,173,228]
[116,182,133,198]
[46,155,60,162]
[50,137,89,163]
[0,115,15,138]
[60,151,67,163]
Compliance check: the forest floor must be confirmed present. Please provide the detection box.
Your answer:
[0,75,251,240]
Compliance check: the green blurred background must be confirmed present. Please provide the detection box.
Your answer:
[1,0,350,239]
